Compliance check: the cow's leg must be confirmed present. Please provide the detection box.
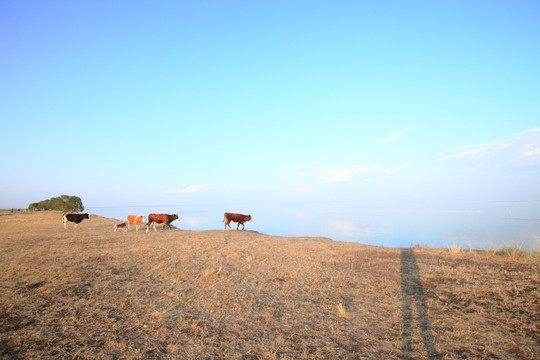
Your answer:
[241,222,245,230]
[153,223,157,232]
[146,221,152,233]
[236,222,240,230]
[127,222,131,230]
[224,220,230,230]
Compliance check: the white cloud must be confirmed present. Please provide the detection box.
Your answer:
[296,166,392,183]
[174,185,211,193]
[434,149,480,162]
[380,127,412,143]
[182,217,202,226]
[331,220,366,236]
[523,148,540,157]
[435,127,540,164]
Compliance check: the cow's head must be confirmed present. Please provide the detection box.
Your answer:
[141,216,147,222]
[246,215,252,221]
[83,213,89,219]
[172,214,179,221]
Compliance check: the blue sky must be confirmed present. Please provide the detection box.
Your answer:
[1,0,539,209]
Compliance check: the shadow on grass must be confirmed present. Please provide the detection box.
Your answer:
[400,248,439,359]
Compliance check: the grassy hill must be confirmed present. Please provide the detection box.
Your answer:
[0,211,538,359]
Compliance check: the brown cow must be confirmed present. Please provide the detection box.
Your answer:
[223,212,252,230]
[127,215,147,231]
[146,214,179,232]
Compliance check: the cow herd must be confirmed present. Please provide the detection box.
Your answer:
[62,212,253,232]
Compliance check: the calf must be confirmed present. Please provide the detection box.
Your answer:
[127,215,147,231]
[63,212,89,229]
[146,213,179,232]
[114,222,128,232]
[223,212,252,230]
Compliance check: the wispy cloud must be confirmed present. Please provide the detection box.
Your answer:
[521,142,540,157]
[172,185,211,193]
[380,127,412,143]
[296,166,393,183]
[434,149,480,162]
[434,127,540,164]
[523,148,540,157]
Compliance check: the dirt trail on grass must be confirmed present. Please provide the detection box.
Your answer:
[1,211,539,359]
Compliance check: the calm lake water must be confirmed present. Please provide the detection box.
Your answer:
[88,201,540,251]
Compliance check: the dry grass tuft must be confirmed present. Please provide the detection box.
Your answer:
[481,244,528,260]
[0,211,538,359]
[494,246,528,260]
[446,244,462,255]
[336,303,348,318]
[413,242,429,250]
[197,266,225,279]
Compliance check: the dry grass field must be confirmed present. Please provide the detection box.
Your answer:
[0,211,539,359]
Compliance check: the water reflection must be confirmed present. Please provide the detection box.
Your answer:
[89,201,540,251]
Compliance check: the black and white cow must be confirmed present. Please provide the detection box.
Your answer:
[63,212,89,229]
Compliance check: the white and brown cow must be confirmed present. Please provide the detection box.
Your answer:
[127,215,146,231]
[114,222,128,232]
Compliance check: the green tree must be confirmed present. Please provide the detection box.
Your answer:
[28,195,84,212]
[48,196,64,211]
[65,196,84,212]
